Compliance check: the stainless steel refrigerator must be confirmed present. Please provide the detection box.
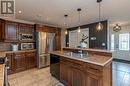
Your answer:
[36,32,55,68]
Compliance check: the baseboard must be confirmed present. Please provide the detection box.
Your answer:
[113,58,130,64]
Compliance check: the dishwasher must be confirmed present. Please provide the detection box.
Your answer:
[50,54,60,80]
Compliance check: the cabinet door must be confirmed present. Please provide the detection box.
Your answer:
[71,68,85,86]
[6,53,13,74]
[5,22,18,41]
[60,62,72,86]
[26,52,36,69]
[13,53,26,72]
[87,73,102,86]
[0,19,5,41]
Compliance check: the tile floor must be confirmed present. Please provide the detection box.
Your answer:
[8,67,60,86]
[9,61,130,86]
[113,61,130,86]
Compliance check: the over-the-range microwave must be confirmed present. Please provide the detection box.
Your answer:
[21,43,34,50]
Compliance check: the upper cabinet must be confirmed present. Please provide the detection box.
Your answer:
[5,21,18,42]
[0,19,35,42]
[0,19,5,41]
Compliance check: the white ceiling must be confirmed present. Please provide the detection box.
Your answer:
[15,0,130,28]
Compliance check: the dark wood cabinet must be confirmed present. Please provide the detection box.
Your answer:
[0,19,35,42]
[19,24,34,34]
[5,22,18,42]
[0,19,5,41]
[26,51,36,69]
[60,58,85,86]
[13,52,26,72]
[71,68,85,86]
[60,61,71,86]
[6,51,36,74]
[59,56,112,86]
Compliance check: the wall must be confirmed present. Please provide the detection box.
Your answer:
[61,29,66,48]
[66,20,108,49]
[109,24,130,61]
[0,43,11,51]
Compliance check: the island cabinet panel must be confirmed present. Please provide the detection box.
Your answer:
[5,21,18,42]
[60,58,86,86]
[71,68,85,86]
[86,73,102,86]
[13,52,27,73]
[60,61,72,86]
[59,56,112,86]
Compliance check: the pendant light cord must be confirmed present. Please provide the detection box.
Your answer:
[78,11,81,26]
[99,2,101,22]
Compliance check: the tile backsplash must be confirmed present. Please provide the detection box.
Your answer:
[0,43,11,51]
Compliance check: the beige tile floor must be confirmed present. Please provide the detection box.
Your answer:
[8,67,60,86]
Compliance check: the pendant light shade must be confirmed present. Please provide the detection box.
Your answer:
[64,14,68,35]
[78,27,81,33]
[113,24,121,32]
[77,8,81,33]
[96,22,103,31]
[96,0,103,31]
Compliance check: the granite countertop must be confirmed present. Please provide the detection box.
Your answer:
[63,47,113,53]
[0,64,4,86]
[0,49,37,58]
[51,51,112,66]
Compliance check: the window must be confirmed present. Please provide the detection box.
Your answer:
[119,33,129,50]
[111,34,114,50]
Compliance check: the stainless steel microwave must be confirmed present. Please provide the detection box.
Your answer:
[21,43,34,50]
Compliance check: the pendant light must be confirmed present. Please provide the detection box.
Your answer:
[113,24,121,32]
[64,14,68,35]
[77,8,81,33]
[96,0,103,31]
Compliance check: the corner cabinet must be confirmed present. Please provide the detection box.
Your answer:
[5,21,18,42]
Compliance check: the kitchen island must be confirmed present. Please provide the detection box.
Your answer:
[50,48,112,86]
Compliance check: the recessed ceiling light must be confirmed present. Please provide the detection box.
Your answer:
[18,11,22,14]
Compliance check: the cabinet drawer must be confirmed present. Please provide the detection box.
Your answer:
[86,63,103,76]
[60,57,84,70]
[26,52,35,57]
[14,52,25,56]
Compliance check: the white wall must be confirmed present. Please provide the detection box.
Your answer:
[61,29,66,48]
[109,24,130,61]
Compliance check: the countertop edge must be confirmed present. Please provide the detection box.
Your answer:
[50,52,112,66]
[63,47,112,53]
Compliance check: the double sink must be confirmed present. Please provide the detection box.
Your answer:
[63,51,88,59]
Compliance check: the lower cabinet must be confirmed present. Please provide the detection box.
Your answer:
[60,57,112,86]
[86,73,102,86]
[60,61,72,86]
[13,52,26,73]
[26,52,36,69]
[6,51,36,74]
[60,58,85,86]
[71,68,85,86]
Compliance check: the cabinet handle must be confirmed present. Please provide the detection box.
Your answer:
[88,67,99,71]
